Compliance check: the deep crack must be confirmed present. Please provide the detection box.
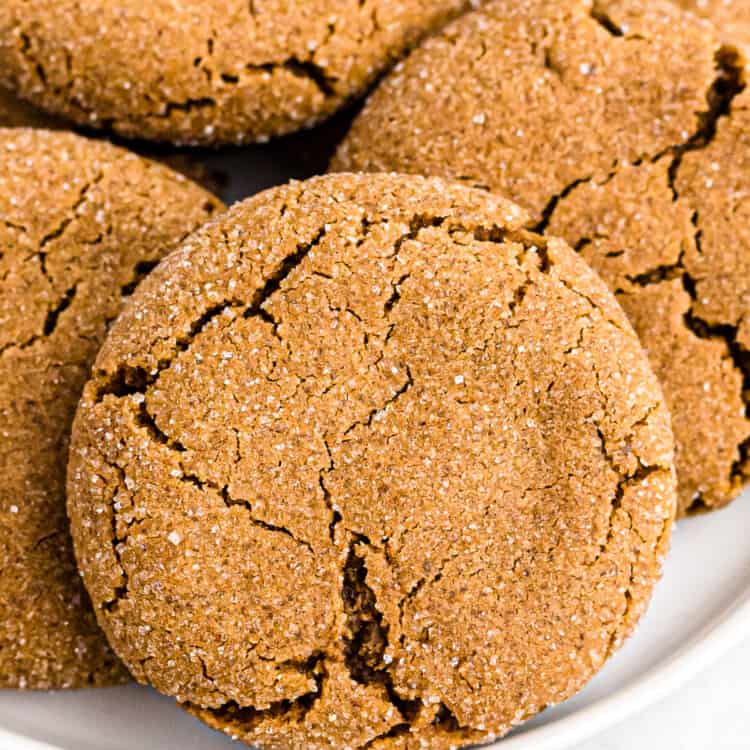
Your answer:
[102,468,131,612]
[95,365,155,400]
[96,223,331,405]
[151,56,336,126]
[276,58,336,98]
[136,401,188,452]
[623,253,684,288]
[667,45,745,202]
[201,653,326,728]
[42,284,77,336]
[342,539,421,722]
[320,438,339,543]
[534,176,596,234]
[244,225,329,317]
[536,41,749,509]
[160,97,216,118]
[0,282,80,357]
[220,486,314,553]
[599,465,662,559]
[121,260,160,298]
[589,2,624,37]
[390,214,446,257]
[38,172,104,256]
[683,307,750,422]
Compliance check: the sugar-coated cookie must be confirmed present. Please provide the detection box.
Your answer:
[68,173,675,747]
[0,0,472,145]
[0,128,222,688]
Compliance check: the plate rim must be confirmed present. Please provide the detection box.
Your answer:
[497,586,750,749]
[1,587,749,750]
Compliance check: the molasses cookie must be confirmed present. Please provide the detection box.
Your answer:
[68,173,676,748]
[333,0,749,514]
[674,1,750,53]
[0,0,472,146]
[0,128,222,689]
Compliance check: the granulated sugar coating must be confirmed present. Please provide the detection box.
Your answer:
[0,129,222,689]
[674,0,750,53]
[333,0,750,514]
[68,173,676,748]
[0,0,474,146]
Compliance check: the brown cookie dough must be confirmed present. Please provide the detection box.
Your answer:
[67,173,676,748]
[0,1,472,146]
[333,0,750,514]
[674,0,750,54]
[0,128,222,689]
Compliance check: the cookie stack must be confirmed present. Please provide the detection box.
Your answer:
[0,1,746,749]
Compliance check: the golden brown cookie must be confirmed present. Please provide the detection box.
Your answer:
[333,0,750,514]
[0,1,472,146]
[67,173,676,748]
[0,128,222,689]
[674,0,750,54]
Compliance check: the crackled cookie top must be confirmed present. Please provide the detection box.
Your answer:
[0,0,471,145]
[674,0,750,53]
[68,173,675,748]
[333,0,750,513]
[0,128,221,689]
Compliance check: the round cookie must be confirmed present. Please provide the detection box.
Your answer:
[0,129,222,689]
[0,1,472,146]
[674,0,750,55]
[67,173,676,748]
[333,0,750,514]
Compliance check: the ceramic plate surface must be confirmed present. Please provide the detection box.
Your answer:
[1,138,749,750]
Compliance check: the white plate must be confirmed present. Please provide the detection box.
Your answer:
[1,487,749,750]
[2,143,750,749]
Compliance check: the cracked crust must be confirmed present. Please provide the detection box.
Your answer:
[0,0,473,146]
[333,0,750,513]
[673,0,750,55]
[67,173,676,748]
[0,128,223,689]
